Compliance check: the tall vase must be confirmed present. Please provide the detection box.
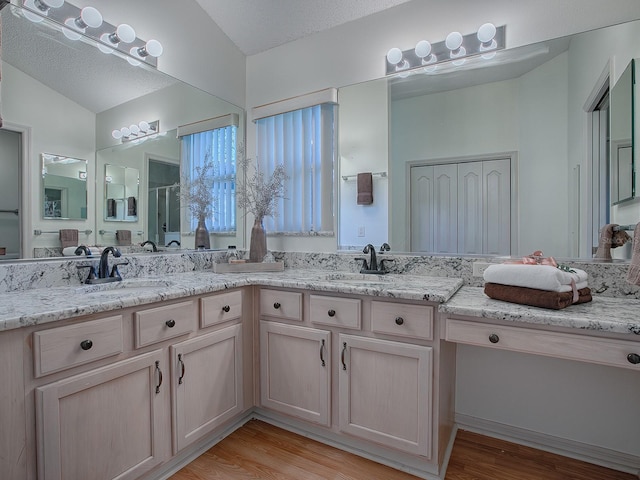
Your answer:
[249,217,267,262]
[194,215,210,249]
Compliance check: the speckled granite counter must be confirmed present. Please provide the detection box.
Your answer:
[440,286,640,336]
[0,270,463,332]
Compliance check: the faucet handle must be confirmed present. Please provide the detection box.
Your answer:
[110,261,129,279]
[77,264,97,283]
[379,242,391,253]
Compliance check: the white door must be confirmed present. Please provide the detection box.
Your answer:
[410,165,434,252]
[0,129,21,259]
[483,159,511,255]
[458,162,483,254]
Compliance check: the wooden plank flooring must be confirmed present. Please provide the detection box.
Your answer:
[170,420,636,480]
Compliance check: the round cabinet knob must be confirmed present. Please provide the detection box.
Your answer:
[328,309,336,317]
[488,333,500,344]
[165,319,176,328]
[222,305,231,313]
[395,317,404,325]
[273,302,281,310]
[80,339,93,350]
[627,353,640,365]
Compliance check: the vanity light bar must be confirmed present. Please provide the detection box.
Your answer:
[385,24,506,77]
[112,120,159,143]
[16,0,162,68]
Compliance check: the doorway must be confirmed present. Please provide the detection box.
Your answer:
[0,129,22,259]
[147,159,180,246]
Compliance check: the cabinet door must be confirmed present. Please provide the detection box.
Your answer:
[36,350,167,480]
[260,322,331,426]
[338,334,432,457]
[171,324,243,453]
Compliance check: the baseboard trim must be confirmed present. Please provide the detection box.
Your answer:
[455,413,640,477]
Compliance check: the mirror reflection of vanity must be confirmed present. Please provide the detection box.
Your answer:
[41,154,88,220]
[338,19,640,260]
[0,3,245,259]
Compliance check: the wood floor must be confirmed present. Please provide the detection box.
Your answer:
[170,420,636,480]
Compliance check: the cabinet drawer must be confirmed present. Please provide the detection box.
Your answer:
[260,289,302,321]
[371,302,433,340]
[201,290,243,327]
[33,315,124,377]
[134,300,196,348]
[310,295,361,330]
[445,318,640,370]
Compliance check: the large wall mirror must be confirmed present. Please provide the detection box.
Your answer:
[0,3,245,259]
[41,154,88,220]
[338,19,640,260]
[610,59,635,205]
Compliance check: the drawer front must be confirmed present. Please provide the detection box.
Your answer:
[445,318,640,370]
[201,290,243,328]
[310,295,361,330]
[135,300,196,348]
[371,302,433,340]
[33,315,124,377]
[260,289,303,321]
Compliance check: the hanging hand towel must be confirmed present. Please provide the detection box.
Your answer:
[59,229,78,248]
[626,223,640,285]
[127,196,137,216]
[357,172,373,205]
[107,198,116,218]
[594,224,617,259]
[116,230,131,246]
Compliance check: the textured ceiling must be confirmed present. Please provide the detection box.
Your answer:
[194,0,415,55]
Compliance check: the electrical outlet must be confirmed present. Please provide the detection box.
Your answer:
[472,262,491,277]
[357,226,365,237]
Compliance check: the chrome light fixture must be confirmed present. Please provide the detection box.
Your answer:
[385,23,505,77]
[112,120,159,143]
[19,0,163,68]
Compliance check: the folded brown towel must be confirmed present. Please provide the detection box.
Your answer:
[626,223,640,285]
[594,224,617,259]
[127,196,137,216]
[116,230,131,246]
[59,229,78,248]
[484,282,592,310]
[357,172,373,205]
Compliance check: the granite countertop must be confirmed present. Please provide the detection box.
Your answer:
[0,269,463,332]
[440,286,640,337]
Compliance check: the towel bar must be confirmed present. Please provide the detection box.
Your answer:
[34,229,93,235]
[613,224,637,231]
[342,171,387,181]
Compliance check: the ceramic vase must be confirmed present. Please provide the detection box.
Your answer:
[249,217,267,262]
[194,215,210,249]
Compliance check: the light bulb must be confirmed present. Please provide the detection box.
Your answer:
[129,124,140,135]
[112,129,123,140]
[136,39,163,58]
[62,19,82,40]
[77,6,102,29]
[114,24,136,44]
[414,40,432,59]
[97,34,115,54]
[126,53,142,67]
[386,47,403,65]
[477,23,497,44]
[34,0,64,10]
[22,0,44,23]
[120,126,131,137]
[138,121,150,133]
[445,32,463,52]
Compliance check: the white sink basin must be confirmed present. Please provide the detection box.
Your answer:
[75,278,174,295]
[324,272,391,284]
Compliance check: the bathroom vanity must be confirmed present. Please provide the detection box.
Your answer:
[0,257,638,480]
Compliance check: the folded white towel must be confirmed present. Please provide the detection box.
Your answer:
[62,246,102,256]
[483,264,588,292]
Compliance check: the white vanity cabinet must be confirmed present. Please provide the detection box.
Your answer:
[257,287,452,475]
[21,287,251,480]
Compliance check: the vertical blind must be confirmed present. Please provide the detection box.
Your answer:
[256,103,335,233]
[180,125,237,232]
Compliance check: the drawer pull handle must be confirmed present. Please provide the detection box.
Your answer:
[222,305,231,313]
[628,353,640,365]
[328,309,336,317]
[273,302,281,310]
[395,316,404,325]
[488,333,500,344]
[80,339,93,350]
[341,342,347,371]
[155,361,163,394]
[165,319,176,328]
[178,353,186,385]
[320,339,326,367]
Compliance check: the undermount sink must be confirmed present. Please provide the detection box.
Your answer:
[75,278,174,295]
[324,272,391,284]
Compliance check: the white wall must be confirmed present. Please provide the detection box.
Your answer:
[246,0,640,252]
[3,63,96,254]
[338,80,389,250]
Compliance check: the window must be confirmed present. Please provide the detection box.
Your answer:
[255,92,336,234]
[179,115,238,233]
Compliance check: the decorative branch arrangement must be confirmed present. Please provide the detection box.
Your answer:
[178,150,216,221]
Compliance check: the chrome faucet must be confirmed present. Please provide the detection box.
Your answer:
[74,245,92,256]
[98,246,122,279]
[361,244,378,272]
[141,240,158,252]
